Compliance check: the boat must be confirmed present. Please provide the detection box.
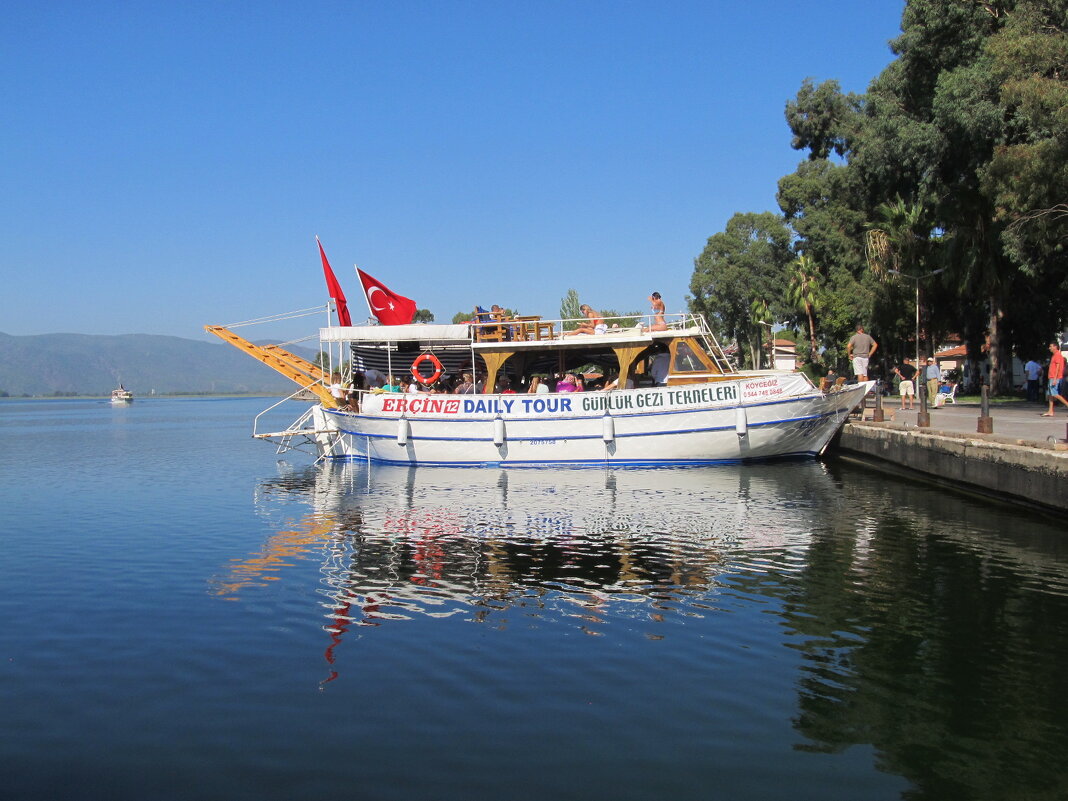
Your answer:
[206,309,870,467]
[110,384,133,404]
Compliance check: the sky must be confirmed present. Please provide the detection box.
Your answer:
[0,1,904,343]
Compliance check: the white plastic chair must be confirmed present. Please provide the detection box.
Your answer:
[934,384,957,407]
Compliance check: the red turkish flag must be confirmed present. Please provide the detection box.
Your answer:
[356,267,417,325]
[317,239,351,327]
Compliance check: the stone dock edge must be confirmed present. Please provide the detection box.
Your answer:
[831,422,1068,514]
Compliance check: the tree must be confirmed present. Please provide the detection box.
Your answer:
[982,0,1068,352]
[413,308,435,323]
[559,289,582,330]
[749,298,774,369]
[789,0,1066,393]
[777,157,871,362]
[787,254,822,361]
[690,212,793,368]
[784,78,861,161]
[864,197,949,360]
[851,0,1016,391]
[601,308,643,328]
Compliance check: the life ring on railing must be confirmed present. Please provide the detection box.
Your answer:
[410,352,444,386]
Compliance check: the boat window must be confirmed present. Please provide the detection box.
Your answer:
[672,341,705,372]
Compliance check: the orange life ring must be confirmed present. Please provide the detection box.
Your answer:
[410,352,444,386]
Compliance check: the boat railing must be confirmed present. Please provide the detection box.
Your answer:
[473,311,705,342]
[253,376,329,438]
[685,313,738,374]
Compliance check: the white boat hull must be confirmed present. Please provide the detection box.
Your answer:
[309,375,870,467]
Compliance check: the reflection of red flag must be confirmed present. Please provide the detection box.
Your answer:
[356,267,417,325]
[317,238,352,327]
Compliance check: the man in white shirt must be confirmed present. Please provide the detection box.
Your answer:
[650,352,670,385]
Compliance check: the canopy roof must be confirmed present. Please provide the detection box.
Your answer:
[320,324,471,343]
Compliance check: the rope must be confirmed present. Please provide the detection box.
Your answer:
[223,305,329,328]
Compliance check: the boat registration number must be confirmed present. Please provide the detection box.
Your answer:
[526,438,559,446]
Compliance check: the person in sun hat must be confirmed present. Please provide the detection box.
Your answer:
[924,357,941,403]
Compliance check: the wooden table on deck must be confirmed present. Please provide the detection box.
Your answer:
[512,316,555,341]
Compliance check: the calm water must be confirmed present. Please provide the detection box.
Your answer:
[2,397,1068,801]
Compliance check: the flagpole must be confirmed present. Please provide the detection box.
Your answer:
[313,234,339,333]
[315,236,335,328]
[316,236,336,372]
[355,264,375,323]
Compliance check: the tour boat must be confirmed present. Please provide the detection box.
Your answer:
[207,311,870,467]
[110,385,133,404]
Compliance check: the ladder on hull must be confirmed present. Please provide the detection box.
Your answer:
[253,405,348,462]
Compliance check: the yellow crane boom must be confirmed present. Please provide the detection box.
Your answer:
[204,325,339,407]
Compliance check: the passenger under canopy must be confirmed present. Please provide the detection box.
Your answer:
[473,334,729,393]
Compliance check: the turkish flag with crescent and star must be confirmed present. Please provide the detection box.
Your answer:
[355,267,418,325]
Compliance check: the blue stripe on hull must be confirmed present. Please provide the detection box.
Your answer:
[321,451,823,468]
[327,410,841,444]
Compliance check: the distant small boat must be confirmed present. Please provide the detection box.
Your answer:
[110,385,133,404]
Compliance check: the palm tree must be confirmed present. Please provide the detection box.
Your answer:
[787,254,821,362]
[864,197,928,280]
[749,298,773,369]
[865,197,937,357]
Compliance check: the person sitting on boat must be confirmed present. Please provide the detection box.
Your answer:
[454,373,476,394]
[649,292,668,331]
[497,377,517,394]
[527,376,550,394]
[604,373,634,390]
[556,373,580,392]
[564,305,604,336]
[345,372,364,410]
[329,372,345,401]
[649,351,670,385]
[364,368,385,389]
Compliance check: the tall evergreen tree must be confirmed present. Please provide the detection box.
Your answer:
[690,212,793,368]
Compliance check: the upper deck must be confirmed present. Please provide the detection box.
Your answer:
[319,313,737,391]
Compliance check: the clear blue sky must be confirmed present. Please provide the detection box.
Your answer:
[1,1,902,342]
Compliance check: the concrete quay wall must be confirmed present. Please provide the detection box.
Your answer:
[835,422,1068,513]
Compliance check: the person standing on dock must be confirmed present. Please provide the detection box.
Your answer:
[1042,342,1068,417]
[893,357,917,410]
[1024,357,1042,403]
[923,358,941,403]
[847,325,878,383]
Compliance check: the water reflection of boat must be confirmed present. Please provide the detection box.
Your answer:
[216,462,843,620]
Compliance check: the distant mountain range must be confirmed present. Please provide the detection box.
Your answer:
[0,332,319,396]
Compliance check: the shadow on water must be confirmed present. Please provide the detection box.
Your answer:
[209,459,1068,801]
[784,458,1068,801]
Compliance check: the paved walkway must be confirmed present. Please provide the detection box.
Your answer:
[862,398,1068,448]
